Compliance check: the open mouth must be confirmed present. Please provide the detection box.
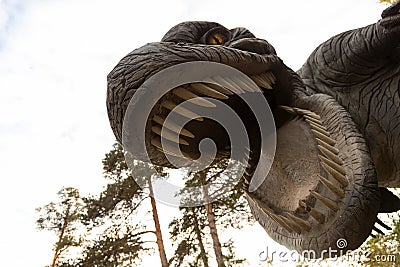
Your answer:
[146,70,278,165]
[106,21,389,258]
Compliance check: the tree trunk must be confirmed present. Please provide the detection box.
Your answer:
[148,178,169,267]
[204,202,225,267]
[192,210,209,267]
[51,206,70,267]
[200,171,226,267]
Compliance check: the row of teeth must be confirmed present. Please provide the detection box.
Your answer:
[249,106,350,235]
[150,72,276,159]
[285,106,347,228]
[249,191,312,234]
[277,106,393,238]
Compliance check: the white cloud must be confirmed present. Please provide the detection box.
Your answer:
[0,0,389,266]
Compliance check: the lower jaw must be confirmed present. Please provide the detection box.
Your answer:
[248,95,380,256]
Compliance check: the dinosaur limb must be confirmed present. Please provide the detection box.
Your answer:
[299,2,400,89]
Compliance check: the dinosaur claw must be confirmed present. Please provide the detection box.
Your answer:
[372,226,385,235]
[380,1,400,30]
[376,218,391,230]
[382,0,400,19]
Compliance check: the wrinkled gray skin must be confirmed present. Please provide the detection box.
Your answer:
[107,3,400,257]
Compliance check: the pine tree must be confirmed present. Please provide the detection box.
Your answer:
[169,159,253,267]
[36,187,85,267]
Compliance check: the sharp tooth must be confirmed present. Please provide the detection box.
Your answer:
[264,211,294,233]
[256,72,276,85]
[205,83,234,95]
[303,115,323,125]
[250,74,273,89]
[151,138,182,157]
[285,213,311,231]
[272,216,294,233]
[248,192,293,232]
[152,115,195,138]
[318,155,344,175]
[373,226,385,235]
[244,168,254,177]
[305,119,328,131]
[294,108,321,120]
[299,200,308,210]
[265,72,277,83]
[151,125,189,145]
[308,123,331,137]
[230,76,259,92]
[278,105,297,115]
[279,215,302,234]
[316,139,340,155]
[218,150,230,157]
[151,138,196,159]
[311,130,336,146]
[317,174,345,198]
[376,218,391,230]
[299,200,325,224]
[211,76,246,93]
[321,162,349,187]
[310,209,325,224]
[310,190,339,212]
[161,100,204,121]
[318,146,343,165]
[190,83,229,99]
[172,87,216,107]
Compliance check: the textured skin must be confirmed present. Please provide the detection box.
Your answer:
[298,4,400,187]
[249,94,380,253]
[106,3,400,257]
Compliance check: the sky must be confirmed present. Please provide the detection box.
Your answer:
[0,0,390,266]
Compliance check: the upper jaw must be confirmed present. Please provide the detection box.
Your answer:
[107,40,304,155]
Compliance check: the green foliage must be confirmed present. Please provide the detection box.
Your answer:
[36,187,85,267]
[168,161,253,266]
[169,206,209,266]
[37,144,164,266]
[75,144,163,266]
[362,214,400,267]
[380,0,398,4]
[76,226,153,267]
[39,143,256,266]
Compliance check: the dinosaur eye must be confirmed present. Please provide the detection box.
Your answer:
[201,27,231,45]
[208,33,225,45]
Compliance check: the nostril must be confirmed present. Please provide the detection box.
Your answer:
[229,38,276,55]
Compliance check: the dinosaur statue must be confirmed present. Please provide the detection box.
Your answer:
[106,2,400,256]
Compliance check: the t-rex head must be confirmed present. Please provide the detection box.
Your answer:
[107,9,400,257]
